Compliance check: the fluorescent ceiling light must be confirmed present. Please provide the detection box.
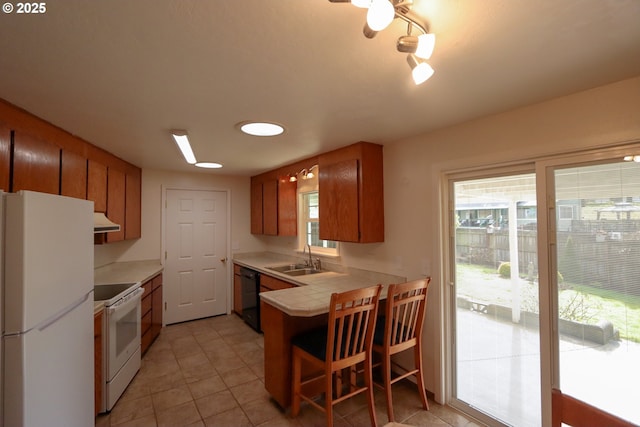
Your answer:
[239,122,284,137]
[171,130,197,164]
[195,162,223,169]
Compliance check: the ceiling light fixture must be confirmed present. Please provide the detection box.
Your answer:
[329,0,436,85]
[305,165,318,179]
[288,165,319,182]
[171,130,197,164]
[238,121,285,137]
[623,155,640,162]
[407,54,434,85]
[195,162,223,169]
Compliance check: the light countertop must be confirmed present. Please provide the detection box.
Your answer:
[94,259,163,286]
[233,252,406,317]
[93,260,163,314]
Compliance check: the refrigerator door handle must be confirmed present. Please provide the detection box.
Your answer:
[34,291,92,332]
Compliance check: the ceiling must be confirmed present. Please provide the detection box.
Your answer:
[1,0,640,176]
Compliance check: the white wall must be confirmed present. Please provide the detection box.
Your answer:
[94,168,265,268]
[261,76,640,400]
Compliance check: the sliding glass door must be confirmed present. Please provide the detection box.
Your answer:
[450,171,541,427]
[447,146,640,426]
[548,159,640,425]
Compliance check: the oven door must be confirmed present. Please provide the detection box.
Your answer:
[106,288,144,380]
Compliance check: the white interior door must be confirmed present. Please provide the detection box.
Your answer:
[165,189,228,324]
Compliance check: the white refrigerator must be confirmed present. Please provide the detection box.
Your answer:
[1,190,94,427]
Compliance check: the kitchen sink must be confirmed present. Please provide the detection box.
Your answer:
[266,264,324,276]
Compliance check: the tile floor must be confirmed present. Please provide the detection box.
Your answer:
[95,314,481,427]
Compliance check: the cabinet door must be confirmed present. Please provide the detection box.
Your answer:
[0,124,10,192]
[125,170,141,239]
[151,285,163,338]
[61,150,87,199]
[12,130,60,194]
[319,158,359,242]
[94,311,102,417]
[263,179,278,235]
[105,168,125,242]
[233,264,242,315]
[250,179,263,234]
[278,178,297,236]
[87,160,107,212]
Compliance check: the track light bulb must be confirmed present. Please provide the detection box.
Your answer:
[352,0,371,7]
[397,33,436,59]
[407,54,434,85]
[366,0,395,31]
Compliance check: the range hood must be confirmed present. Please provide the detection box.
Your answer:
[93,212,121,233]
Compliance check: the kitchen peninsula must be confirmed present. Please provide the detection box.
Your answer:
[233,252,405,408]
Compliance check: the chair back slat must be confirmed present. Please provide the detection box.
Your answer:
[327,285,382,364]
[385,279,431,350]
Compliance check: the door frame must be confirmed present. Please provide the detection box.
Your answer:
[160,185,233,322]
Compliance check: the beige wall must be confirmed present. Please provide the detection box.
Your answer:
[261,76,640,401]
[94,76,640,402]
[94,169,265,268]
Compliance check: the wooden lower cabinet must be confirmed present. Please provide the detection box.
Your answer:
[141,272,163,355]
[94,310,103,417]
[260,274,295,292]
[261,302,327,408]
[233,264,242,316]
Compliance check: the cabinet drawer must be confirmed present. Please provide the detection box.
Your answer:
[141,329,152,355]
[260,274,295,292]
[152,273,163,290]
[141,288,152,316]
[141,310,152,335]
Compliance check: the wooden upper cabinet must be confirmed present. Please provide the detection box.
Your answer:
[61,150,87,199]
[250,178,263,234]
[263,179,278,235]
[87,160,107,212]
[278,177,297,236]
[125,169,141,239]
[105,168,125,243]
[12,130,60,195]
[0,124,10,192]
[319,159,360,242]
[319,142,384,243]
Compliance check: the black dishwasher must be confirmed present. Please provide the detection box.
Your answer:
[240,267,261,332]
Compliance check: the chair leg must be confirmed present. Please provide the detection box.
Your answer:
[382,351,394,422]
[326,370,334,427]
[291,350,302,417]
[414,342,430,411]
[364,357,378,427]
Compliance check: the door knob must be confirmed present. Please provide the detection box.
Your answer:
[220,257,228,263]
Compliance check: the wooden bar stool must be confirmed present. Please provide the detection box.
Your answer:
[372,278,431,423]
[552,388,636,427]
[291,285,382,427]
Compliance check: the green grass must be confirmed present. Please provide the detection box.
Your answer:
[456,263,640,342]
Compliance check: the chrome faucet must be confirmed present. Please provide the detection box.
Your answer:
[303,244,313,268]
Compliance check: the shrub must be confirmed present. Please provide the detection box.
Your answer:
[498,262,511,278]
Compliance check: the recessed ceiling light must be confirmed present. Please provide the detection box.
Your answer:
[195,162,223,169]
[238,121,285,137]
[171,130,197,164]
